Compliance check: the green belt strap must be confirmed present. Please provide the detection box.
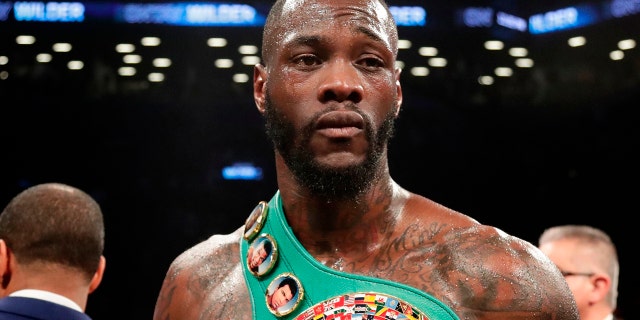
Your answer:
[240,190,459,320]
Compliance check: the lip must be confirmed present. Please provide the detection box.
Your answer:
[315,110,364,138]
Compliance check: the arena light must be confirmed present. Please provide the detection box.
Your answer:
[515,58,534,68]
[495,67,513,77]
[141,37,161,47]
[410,66,429,77]
[509,47,528,57]
[418,47,438,57]
[568,36,586,47]
[222,162,263,180]
[207,38,227,47]
[484,40,504,50]
[618,39,636,50]
[52,42,72,52]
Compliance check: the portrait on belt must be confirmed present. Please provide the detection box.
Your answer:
[247,234,277,277]
[265,273,303,316]
[244,201,268,241]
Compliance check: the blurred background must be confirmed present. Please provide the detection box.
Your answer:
[1,0,638,318]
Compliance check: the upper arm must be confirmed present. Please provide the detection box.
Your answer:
[443,226,579,319]
[153,229,249,320]
[153,253,203,320]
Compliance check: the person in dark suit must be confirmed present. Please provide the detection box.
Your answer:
[539,225,622,320]
[0,182,106,320]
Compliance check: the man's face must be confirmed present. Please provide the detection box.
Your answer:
[257,0,402,198]
[263,95,396,198]
[248,243,268,269]
[539,239,594,316]
[269,283,293,309]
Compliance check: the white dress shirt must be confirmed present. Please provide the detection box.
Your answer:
[9,289,83,312]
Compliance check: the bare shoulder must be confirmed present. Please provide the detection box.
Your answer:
[153,227,252,320]
[403,193,579,319]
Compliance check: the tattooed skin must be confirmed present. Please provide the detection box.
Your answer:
[153,190,578,320]
[153,231,253,320]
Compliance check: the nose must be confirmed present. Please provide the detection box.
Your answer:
[317,61,364,104]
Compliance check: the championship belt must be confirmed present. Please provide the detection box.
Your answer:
[240,191,459,320]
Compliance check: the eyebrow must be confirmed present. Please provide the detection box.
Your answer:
[286,25,386,49]
[355,25,385,44]
[287,35,321,48]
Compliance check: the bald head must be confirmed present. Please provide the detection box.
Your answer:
[0,183,105,281]
[261,0,398,67]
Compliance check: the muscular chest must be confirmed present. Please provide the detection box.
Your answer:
[216,248,451,319]
[315,246,443,296]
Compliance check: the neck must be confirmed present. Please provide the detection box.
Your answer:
[6,266,89,311]
[276,160,409,258]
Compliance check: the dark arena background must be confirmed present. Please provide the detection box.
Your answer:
[1,0,638,318]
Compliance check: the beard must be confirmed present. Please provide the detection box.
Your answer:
[263,92,397,200]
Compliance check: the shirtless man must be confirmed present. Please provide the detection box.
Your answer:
[153,0,579,319]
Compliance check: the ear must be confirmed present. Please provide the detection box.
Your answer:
[588,273,611,304]
[0,239,12,290]
[394,67,403,116]
[88,255,106,294]
[254,64,268,114]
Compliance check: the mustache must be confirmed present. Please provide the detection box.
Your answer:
[303,103,368,133]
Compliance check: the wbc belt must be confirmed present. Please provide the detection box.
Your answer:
[240,191,459,320]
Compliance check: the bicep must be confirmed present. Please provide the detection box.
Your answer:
[442,228,578,318]
[153,263,201,320]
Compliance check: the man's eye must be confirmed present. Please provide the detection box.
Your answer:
[360,57,384,68]
[293,55,319,66]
